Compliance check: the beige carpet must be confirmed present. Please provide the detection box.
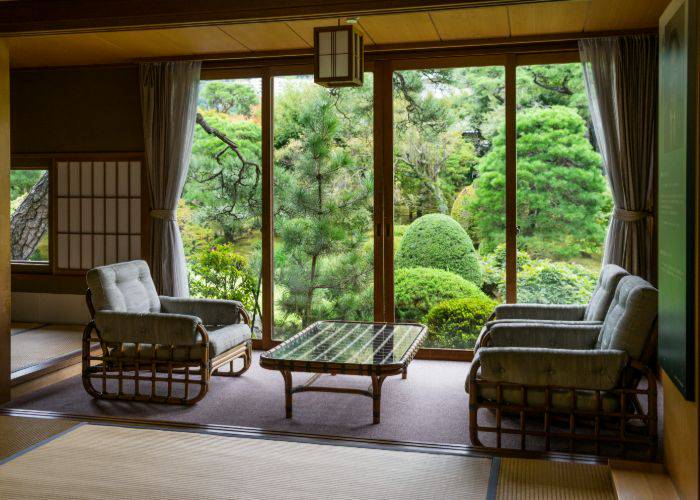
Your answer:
[496,457,615,499]
[0,416,79,461]
[11,325,83,373]
[0,424,493,499]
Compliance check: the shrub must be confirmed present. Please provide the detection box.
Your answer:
[450,185,476,238]
[394,267,488,321]
[189,243,257,310]
[515,260,598,304]
[425,296,496,349]
[395,213,483,286]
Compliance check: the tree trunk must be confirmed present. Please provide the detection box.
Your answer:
[11,172,49,260]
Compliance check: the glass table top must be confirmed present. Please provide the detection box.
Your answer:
[262,321,427,366]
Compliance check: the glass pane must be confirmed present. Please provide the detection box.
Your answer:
[10,169,50,263]
[273,74,374,341]
[515,63,611,304]
[393,66,505,350]
[183,78,263,338]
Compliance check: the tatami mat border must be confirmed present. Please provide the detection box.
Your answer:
[0,422,86,465]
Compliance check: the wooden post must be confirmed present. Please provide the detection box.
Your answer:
[261,70,274,350]
[0,39,10,404]
[504,54,517,304]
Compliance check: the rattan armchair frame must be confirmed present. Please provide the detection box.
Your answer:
[82,289,252,405]
[469,324,659,459]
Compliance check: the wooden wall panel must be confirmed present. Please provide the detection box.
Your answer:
[0,39,10,403]
[10,66,143,153]
[429,7,510,40]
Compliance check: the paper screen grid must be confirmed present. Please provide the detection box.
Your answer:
[56,160,142,271]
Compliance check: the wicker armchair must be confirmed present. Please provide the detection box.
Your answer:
[467,275,658,458]
[474,264,629,351]
[82,260,253,405]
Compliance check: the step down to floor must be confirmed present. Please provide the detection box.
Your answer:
[609,459,679,500]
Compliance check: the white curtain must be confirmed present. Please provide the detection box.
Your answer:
[579,35,658,283]
[139,61,201,296]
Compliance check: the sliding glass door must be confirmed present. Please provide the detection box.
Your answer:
[182,77,264,338]
[390,62,506,351]
[514,61,610,304]
[272,73,375,341]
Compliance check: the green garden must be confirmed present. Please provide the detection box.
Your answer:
[181,64,611,348]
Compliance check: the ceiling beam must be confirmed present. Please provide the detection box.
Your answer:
[0,0,563,36]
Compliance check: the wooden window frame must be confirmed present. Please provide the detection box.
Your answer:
[10,152,148,293]
[191,45,583,361]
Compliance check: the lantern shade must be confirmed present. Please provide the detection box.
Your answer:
[314,25,363,87]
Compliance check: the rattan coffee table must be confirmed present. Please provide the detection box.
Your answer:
[260,320,427,424]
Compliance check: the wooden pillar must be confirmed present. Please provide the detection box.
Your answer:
[504,54,517,304]
[261,70,274,349]
[0,39,10,403]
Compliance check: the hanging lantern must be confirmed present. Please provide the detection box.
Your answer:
[314,21,364,87]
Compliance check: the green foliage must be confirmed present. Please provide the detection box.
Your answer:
[200,81,257,116]
[425,296,496,349]
[469,106,610,259]
[450,185,474,233]
[186,109,262,242]
[395,213,482,286]
[189,243,257,311]
[394,267,488,322]
[10,170,45,205]
[515,260,598,305]
[274,85,373,333]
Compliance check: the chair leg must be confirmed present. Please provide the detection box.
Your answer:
[226,342,253,377]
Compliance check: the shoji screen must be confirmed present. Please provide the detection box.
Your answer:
[55,159,143,273]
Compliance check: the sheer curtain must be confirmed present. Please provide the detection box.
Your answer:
[139,61,201,296]
[579,35,658,283]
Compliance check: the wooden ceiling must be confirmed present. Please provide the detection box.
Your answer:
[6,0,669,69]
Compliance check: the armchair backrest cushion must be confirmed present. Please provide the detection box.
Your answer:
[86,260,161,314]
[584,264,629,321]
[597,275,657,360]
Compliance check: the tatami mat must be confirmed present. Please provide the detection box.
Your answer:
[496,457,615,499]
[0,416,79,462]
[0,424,493,499]
[11,324,83,373]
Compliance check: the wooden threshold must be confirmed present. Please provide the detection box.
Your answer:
[0,407,610,465]
[10,348,86,386]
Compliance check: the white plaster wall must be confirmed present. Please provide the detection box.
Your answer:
[11,292,89,324]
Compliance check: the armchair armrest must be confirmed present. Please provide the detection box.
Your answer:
[476,347,628,390]
[485,322,601,350]
[494,303,587,321]
[159,296,249,325]
[95,310,202,346]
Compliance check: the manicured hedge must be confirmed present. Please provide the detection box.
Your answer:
[394,266,488,322]
[395,213,483,285]
[425,296,496,349]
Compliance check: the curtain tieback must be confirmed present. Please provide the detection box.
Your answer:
[150,209,177,221]
[613,208,653,222]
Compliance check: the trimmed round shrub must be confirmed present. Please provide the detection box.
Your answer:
[395,213,483,286]
[394,267,488,321]
[425,296,496,349]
